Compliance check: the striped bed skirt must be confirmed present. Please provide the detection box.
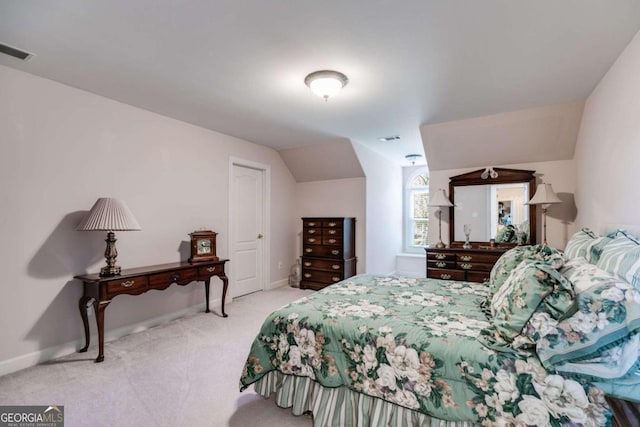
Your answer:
[252,371,479,427]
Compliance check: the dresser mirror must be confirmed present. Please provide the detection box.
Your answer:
[448,168,537,246]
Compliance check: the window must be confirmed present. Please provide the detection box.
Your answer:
[404,167,429,253]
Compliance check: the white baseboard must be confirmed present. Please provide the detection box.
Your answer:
[0,299,225,377]
[267,278,289,290]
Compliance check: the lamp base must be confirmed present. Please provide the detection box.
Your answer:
[100,231,121,277]
[434,241,446,249]
[100,265,121,277]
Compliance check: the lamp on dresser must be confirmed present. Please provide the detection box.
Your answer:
[429,188,454,248]
[527,183,561,246]
[77,198,141,276]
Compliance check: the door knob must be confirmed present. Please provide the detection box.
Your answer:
[257,234,264,239]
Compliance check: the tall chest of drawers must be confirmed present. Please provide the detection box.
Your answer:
[301,217,357,290]
[425,246,508,283]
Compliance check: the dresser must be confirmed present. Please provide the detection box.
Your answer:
[301,217,356,290]
[425,246,507,283]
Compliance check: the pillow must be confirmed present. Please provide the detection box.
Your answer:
[495,224,518,243]
[559,257,619,293]
[488,244,564,295]
[551,334,640,381]
[533,261,640,379]
[483,259,575,346]
[592,364,640,402]
[564,227,610,263]
[595,230,640,288]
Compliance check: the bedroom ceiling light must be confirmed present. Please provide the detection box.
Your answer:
[304,70,348,101]
[405,154,423,165]
[77,198,141,277]
[428,189,454,249]
[527,183,562,246]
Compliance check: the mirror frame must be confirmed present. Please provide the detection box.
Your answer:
[448,167,537,247]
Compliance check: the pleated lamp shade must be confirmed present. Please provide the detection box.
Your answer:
[429,189,454,207]
[528,184,562,206]
[77,198,141,231]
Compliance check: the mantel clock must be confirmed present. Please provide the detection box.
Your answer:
[189,230,218,263]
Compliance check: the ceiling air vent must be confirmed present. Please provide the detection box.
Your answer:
[378,135,401,142]
[0,43,34,61]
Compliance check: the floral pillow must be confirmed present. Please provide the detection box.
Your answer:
[595,230,640,288]
[481,260,575,348]
[488,244,564,295]
[558,257,618,293]
[531,260,640,380]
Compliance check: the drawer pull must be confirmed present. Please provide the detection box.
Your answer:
[170,274,180,282]
[328,238,337,244]
[206,266,216,272]
[460,263,473,270]
[308,230,316,234]
[308,222,316,227]
[328,230,337,235]
[304,273,312,278]
[440,274,451,280]
[307,238,317,243]
[121,280,135,288]
[332,264,341,270]
[436,262,446,268]
[331,250,340,255]
[332,276,340,282]
[304,262,312,267]
[328,222,337,227]
[305,248,313,253]
[435,254,446,260]
[460,255,473,261]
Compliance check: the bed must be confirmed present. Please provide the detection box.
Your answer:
[240,231,640,426]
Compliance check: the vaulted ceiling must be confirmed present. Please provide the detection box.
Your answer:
[1,1,639,168]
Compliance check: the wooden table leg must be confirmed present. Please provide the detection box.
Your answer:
[219,273,229,318]
[204,278,211,313]
[78,296,92,353]
[94,300,110,363]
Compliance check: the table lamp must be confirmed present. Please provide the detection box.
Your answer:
[77,198,141,276]
[429,189,454,248]
[527,183,561,246]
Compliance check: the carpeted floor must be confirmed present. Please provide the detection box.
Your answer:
[0,286,315,427]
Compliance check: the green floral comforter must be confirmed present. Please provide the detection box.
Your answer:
[240,275,611,426]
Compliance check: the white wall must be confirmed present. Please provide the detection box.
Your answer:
[429,160,578,250]
[574,30,640,237]
[295,178,366,273]
[352,142,403,275]
[0,65,297,370]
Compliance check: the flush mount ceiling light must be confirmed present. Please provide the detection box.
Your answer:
[304,70,349,102]
[405,154,423,165]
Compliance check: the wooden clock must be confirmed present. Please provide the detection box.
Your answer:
[189,230,218,263]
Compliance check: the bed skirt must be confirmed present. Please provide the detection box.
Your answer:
[252,371,479,427]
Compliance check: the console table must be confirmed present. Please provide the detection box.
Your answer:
[75,259,229,362]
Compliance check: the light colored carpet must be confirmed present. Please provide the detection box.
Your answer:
[0,286,315,427]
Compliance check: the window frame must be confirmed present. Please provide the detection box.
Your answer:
[403,166,429,254]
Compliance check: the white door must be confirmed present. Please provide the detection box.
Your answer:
[231,164,265,297]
